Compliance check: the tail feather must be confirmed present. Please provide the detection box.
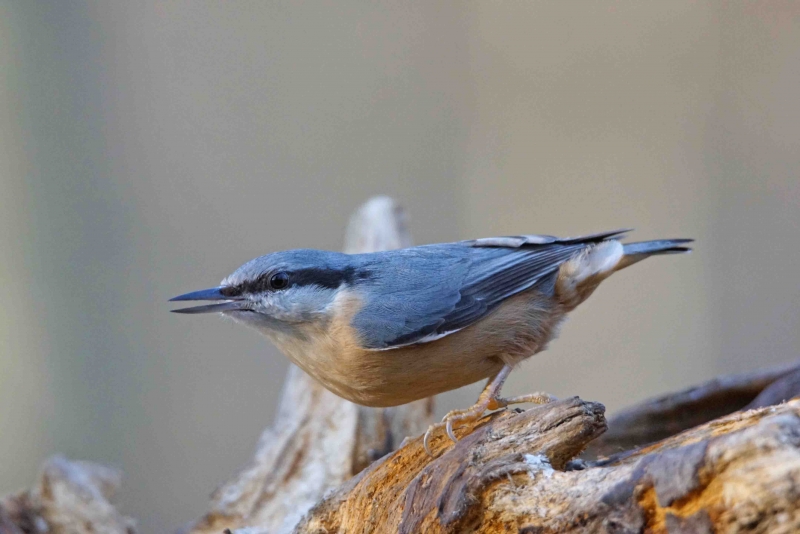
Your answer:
[555,236,692,308]
[622,239,693,256]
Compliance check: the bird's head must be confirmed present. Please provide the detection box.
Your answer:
[170,249,365,333]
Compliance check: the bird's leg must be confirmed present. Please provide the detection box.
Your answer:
[445,366,557,440]
[422,363,557,456]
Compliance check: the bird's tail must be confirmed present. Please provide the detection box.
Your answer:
[554,236,692,309]
[616,238,693,270]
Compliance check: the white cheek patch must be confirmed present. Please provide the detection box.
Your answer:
[257,284,336,323]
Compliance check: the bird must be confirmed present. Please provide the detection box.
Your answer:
[170,229,691,455]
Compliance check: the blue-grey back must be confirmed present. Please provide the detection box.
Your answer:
[349,232,624,349]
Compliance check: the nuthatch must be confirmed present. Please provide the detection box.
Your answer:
[171,230,691,454]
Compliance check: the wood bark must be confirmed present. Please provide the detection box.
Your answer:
[2,197,799,534]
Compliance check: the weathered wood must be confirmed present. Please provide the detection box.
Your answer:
[182,196,434,534]
[295,397,800,534]
[585,359,800,458]
[0,456,135,534]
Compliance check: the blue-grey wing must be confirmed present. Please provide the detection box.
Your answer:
[353,229,629,350]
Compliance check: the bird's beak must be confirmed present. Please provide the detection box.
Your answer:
[169,287,248,314]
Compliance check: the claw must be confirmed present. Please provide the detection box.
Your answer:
[423,404,489,457]
[446,418,458,443]
[423,422,442,456]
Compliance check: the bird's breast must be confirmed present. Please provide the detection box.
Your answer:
[264,289,383,404]
[266,289,564,407]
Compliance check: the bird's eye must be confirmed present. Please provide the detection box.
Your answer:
[269,272,290,290]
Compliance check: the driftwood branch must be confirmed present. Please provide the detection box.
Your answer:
[2,197,799,534]
[296,396,800,533]
[0,456,135,534]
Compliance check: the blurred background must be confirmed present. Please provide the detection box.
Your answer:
[1,1,798,532]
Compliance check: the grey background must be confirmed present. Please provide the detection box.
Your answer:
[1,2,798,532]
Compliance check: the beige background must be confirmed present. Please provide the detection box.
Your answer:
[1,2,799,532]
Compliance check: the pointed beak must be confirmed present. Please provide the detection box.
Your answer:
[169,287,248,314]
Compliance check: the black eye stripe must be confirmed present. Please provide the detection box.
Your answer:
[290,267,375,288]
[224,266,374,295]
[291,267,352,289]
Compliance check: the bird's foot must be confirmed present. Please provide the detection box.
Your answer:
[422,401,489,457]
[422,391,557,456]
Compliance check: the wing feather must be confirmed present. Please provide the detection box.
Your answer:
[354,230,629,349]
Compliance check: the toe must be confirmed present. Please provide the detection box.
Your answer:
[486,398,505,411]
